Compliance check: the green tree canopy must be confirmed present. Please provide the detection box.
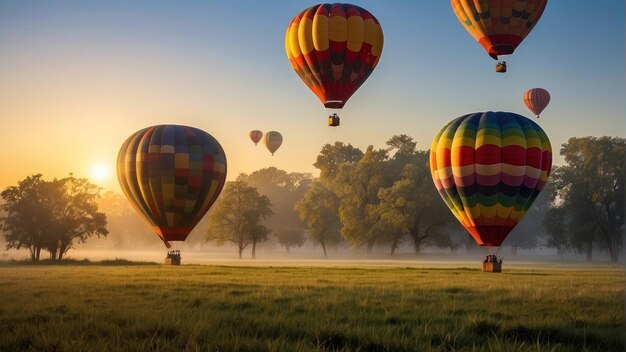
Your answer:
[294,181,342,258]
[336,146,391,252]
[377,147,455,255]
[543,137,625,262]
[313,142,363,181]
[1,174,108,261]
[205,180,273,259]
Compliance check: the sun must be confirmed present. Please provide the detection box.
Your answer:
[91,164,110,181]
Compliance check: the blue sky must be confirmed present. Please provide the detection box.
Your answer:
[0,1,624,190]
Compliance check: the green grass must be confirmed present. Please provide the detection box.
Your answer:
[0,264,623,351]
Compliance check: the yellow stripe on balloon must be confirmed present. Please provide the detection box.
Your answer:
[298,16,315,55]
[481,205,498,223]
[501,135,527,146]
[288,22,302,59]
[475,133,502,147]
[328,13,347,42]
[312,10,329,51]
[346,13,364,52]
[372,24,384,62]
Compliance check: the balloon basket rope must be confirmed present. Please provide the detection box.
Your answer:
[164,250,181,266]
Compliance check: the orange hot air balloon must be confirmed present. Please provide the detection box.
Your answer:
[523,88,551,118]
[451,0,548,72]
[286,3,384,126]
[249,130,263,146]
[117,125,227,252]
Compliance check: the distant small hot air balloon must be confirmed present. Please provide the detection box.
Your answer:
[286,3,384,126]
[430,112,552,271]
[117,125,227,263]
[264,131,283,156]
[249,130,263,146]
[523,88,551,118]
[451,0,548,72]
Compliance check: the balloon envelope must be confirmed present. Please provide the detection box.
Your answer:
[451,0,548,60]
[430,112,552,247]
[285,3,383,109]
[249,130,263,145]
[117,125,227,247]
[523,88,551,117]
[264,131,283,155]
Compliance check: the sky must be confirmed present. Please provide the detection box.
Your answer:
[0,0,624,192]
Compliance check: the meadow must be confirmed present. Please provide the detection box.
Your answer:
[0,263,623,352]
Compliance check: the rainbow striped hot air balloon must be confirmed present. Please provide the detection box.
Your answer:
[286,3,384,126]
[117,125,227,252]
[430,112,552,268]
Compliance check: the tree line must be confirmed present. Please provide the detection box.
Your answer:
[1,136,623,262]
[202,135,624,262]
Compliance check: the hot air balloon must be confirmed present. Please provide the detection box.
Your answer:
[249,130,263,146]
[117,125,227,264]
[286,3,384,126]
[523,88,551,118]
[264,131,283,156]
[451,0,548,72]
[430,112,552,271]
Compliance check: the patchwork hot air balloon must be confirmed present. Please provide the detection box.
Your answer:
[451,0,548,72]
[523,88,551,118]
[264,131,283,156]
[249,130,263,146]
[430,112,552,268]
[286,3,384,126]
[117,125,227,251]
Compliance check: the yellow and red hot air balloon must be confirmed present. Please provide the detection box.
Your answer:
[451,0,548,72]
[430,112,552,271]
[286,3,384,126]
[264,131,283,156]
[249,130,263,146]
[523,88,551,118]
[117,125,227,261]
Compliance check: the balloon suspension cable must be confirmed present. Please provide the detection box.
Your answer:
[495,246,502,259]
[480,245,502,260]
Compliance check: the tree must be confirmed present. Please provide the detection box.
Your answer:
[314,142,363,181]
[505,182,553,256]
[377,161,455,255]
[544,137,625,262]
[1,174,108,261]
[1,175,49,260]
[272,227,306,253]
[239,167,312,246]
[46,176,108,260]
[205,180,273,259]
[295,181,342,258]
[336,146,391,252]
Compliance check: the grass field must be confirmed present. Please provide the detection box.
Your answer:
[0,263,623,351]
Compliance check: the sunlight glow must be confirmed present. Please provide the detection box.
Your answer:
[91,164,110,181]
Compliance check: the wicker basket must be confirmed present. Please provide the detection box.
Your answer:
[482,261,502,272]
